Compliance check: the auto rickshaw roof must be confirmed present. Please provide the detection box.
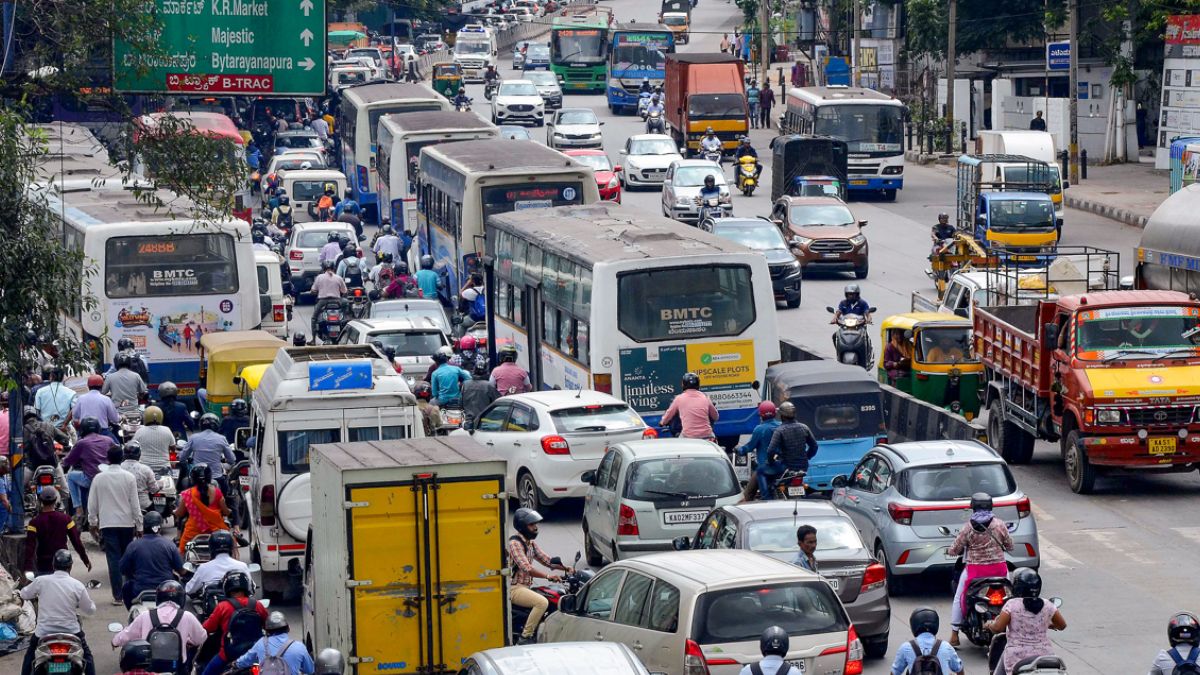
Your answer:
[765,360,880,398]
[880,312,972,332]
[238,363,272,392]
[198,331,287,358]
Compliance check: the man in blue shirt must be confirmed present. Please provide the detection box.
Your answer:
[235,612,314,675]
[178,414,236,496]
[430,357,470,408]
[416,255,441,302]
[890,607,964,675]
[833,283,871,322]
[738,402,781,500]
[155,382,193,441]
[117,511,184,609]
[34,367,77,430]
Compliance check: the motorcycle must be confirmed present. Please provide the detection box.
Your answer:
[484,81,499,100]
[736,155,759,196]
[231,459,252,529]
[772,468,808,500]
[510,552,594,644]
[118,408,144,442]
[347,286,371,319]
[702,147,722,165]
[30,633,88,675]
[316,301,348,344]
[953,559,1013,647]
[826,306,876,370]
[636,92,652,118]
[645,109,665,134]
[149,472,176,522]
[24,465,61,513]
[695,195,725,225]
[988,633,1067,674]
[455,96,473,112]
[438,406,466,434]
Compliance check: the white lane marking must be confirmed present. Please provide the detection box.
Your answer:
[1172,527,1200,545]
[1037,537,1081,570]
[1030,502,1054,522]
[1079,528,1155,565]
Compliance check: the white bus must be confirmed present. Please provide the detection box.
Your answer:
[780,86,906,200]
[416,139,598,301]
[376,111,498,247]
[337,83,450,222]
[29,124,259,393]
[485,203,781,443]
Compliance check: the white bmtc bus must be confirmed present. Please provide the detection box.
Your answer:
[780,86,906,200]
[417,139,598,301]
[376,110,498,247]
[485,203,781,443]
[337,82,450,222]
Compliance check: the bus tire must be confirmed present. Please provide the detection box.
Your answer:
[883,188,897,201]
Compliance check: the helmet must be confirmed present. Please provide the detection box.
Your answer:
[119,641,154,673]
[158,381,178,399]
[844,283,860,299]
[473,360,489,377]
[143,405,163,425]
[190,463,213,486]
[1010,567,1042,599]
[114,351,133,369]
[969,492,993,512]
[420,254,434,270]
[343,243,357,256]
[87,373,104,389]
[651,94,659,103]
[413,381,433,401]
[938,212,950,222]
[1170,613,1200,647]
[500,344,518,362]
[265,611,290,633]
[435,345,454,360]
[293,333,307,347]
[337,233,351,247]
[909,606,940,636]
[396,261,409,275]
[222,570,252,596]
[52,548,73,572]
[252,230,266,244]
[681,372,700,390]
[757,401,777,419]
[380,252,394,265]
[448,355,464,367]
[778,401,797,420]
[513,507,543,538]
[740,136,751,144]
[38,486,59,504]
[459,335,477,351]
[328,231,340,242]
[123,440,142,461]
[321,260,335,272]
[642,77,649,83]
[22,405,40,422]
[199,413,220,431]
[143,510,163,534]
[118,337,136,351]
[706,126,715,134]
[344,187,353,198]
[300,161,313,171]
[381,223,394,235]
[155,579,185,606]
[79,416,101,437]
[230,398,248,416]
[759,626,789,657]
[210,529,235,556]
[315,648,346,675]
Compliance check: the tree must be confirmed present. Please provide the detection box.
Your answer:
[904,0,1063,60]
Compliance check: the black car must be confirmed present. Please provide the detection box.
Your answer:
[704,217,802,308]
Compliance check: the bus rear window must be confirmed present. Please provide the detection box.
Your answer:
[617,265,755,341]
[105,233,239,298]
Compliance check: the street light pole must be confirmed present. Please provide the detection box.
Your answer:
[760,0,771,84]
[1068,0,1080,183]
[853,0,861,85]
[945,0,956,152]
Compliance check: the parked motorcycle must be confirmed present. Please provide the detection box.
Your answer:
[645,109,665,134]
[316,301,348,344]
[736,155,759,196]
[826,306,876,369]
[510,552,594,644]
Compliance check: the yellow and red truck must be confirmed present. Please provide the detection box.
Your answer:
[664,54,748,154]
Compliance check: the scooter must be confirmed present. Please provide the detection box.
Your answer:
[826,306,876,369]
[484,81,499,100]
[645,109,665,134]
[509,552,594,644]
[30,633,88,675]
[316,301,348,344]
[149,472,176,523]
[953,558,1012,648]
[455,96,474,112]
[702,147,722,165]
[636,91,652,118]
[438,406,466,434]
[118,408,144,442]
[986,599,1066,673]
[695,195,725,225]
[736,155,759,196]
[347,286,371,319]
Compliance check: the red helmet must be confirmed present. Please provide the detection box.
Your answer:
[458,335,477,351]
[757,401,777,419]
[87,374,105,389]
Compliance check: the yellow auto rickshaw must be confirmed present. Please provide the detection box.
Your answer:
[878,313,983,419]
[197,331,286,417]
[432,62,464,99]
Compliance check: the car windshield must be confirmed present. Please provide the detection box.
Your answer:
[624,457,739,501]
[788,204,855,227]
[528,45,550,58]
[500,82,539,96]
[987,198,1056,232]
[693,582,849,645]
[346,50,381,64]
[369,303,447,330]
[369,330,447,357]
[500,127,532,140]
[570,154,612,171]
[525,72,557,86]
[688,94,746,119]
[674,166,725,187]
[713,223,787,250]
[1074,307,1200,358]
[745,517,864,553]
[557,110,597,125]
[813,103,903,154]
[629,138,678,155]
[456,41,490,54]
[276,135,321,149]
[550,404,643,433]
[274,157,325,171]
[917,327,975,364]
[901,463,1017,501]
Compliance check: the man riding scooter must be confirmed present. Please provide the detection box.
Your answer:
[734,136,761,195]
[508,508,573,645]
[644,95,665,134]
[700,127,722,163]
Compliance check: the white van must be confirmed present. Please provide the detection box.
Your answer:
[277,168,348,222]
[246,345,424,594]
[329,65,374,91]
[254,249,292,339]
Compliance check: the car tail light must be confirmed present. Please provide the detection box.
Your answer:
[845,624,864,674]
[273,304,286,322]
[617,503,639,536]
[592,372,612,394]
[259,484,276,526]
[1016,496,1031,518]
[887,503,913,525]
[860,562,886,593]
[642,428,658,439]
[289,250,304,260]
[683,639,710,675]
[541,435,570,455]
[987,586,1007,605]
[705,656,738,666]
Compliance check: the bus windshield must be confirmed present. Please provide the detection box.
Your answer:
[813,104,903,153]
[617,264,755,341]
[105,233,239,298]
[611,33,671,72]
[552,28,607,63]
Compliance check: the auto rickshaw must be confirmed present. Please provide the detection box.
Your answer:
[432,62,464,99]
[197,331,286,416]
[877,313,982,419]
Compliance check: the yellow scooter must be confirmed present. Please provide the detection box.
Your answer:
[736,155,759,196]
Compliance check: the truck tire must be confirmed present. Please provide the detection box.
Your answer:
[1063,429,1097,494]
[988,399,1033,464]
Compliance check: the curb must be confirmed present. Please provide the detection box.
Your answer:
[1063,195,1150,228]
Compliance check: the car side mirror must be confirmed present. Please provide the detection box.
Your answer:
[1051,596,1063,608]
[558,593,578,614]
[672,536,691,551]
[858,220,868,227]
[581,470,596,484]
[825,306,836,314]
[869,306,878,312]
[248,563,262,574]
[1043,323,1060,349]
[614,165,623,173]
[831,475,848,488]
[599,121,605,126]
[463,418,475,432]
[1061,181,1070,189]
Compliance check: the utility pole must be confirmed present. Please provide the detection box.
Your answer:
[760,0,771,84]
[945,0,956,151]
[852,0,861,86]
[1068,0,1080,182]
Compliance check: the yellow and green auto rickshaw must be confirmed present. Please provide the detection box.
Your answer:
[877,313,983,419]
[197,331,286,417]
[432,62,464,99]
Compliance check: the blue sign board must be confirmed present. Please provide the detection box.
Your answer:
[1047,41,1070,71]
[309,361,373,391]
[825,57,850,86]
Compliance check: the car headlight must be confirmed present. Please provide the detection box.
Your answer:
[591,132,603,139]
[790,235,813,247]
[675,197,692,206]
[1096,408,1122,425]
[607,177,619,189]
[553,132,565,138]
[849,234,866,246]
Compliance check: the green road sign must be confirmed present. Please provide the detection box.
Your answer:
[114,0,327,96]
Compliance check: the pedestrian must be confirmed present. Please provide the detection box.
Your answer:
[746,80,761,129]
[760,84,776,130]
[720,34,730,54]
[1029,110,1047,131]
[20,550,97,675]
[233,612,315,675]
[111,580,207,675]
[889,607,965,675]
[24,487,92,576]
[117,511,184,609]
[793,524,818,573]
[88,444,143,605]
[659,373,718,441]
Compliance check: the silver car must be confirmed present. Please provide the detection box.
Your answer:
[460,642,650,675]
[581,438,742,565]
[524,70,563,109]
[661,159,732,223]
[368,298,451,335]
[830,440,1040,590]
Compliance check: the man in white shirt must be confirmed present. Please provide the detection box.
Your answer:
[88,446,143,605]
[738,626,792,675]
[20,549,97,675]
[185,530,251,595]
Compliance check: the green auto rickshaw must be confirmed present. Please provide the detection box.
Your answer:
[432,62,464,99]
[878,312,982,419]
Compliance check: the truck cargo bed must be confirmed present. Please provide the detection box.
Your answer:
[980,304,1040,336]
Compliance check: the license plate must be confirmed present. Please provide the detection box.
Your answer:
[825,577,840,591]
[823,253,842,259]
[49,662,72,673]
[787,486,806,497]
[786,660,806,673]
[849,180,868,186]
[663,510,708,525]
[1149,437,1177,454]
[152,496,165,505]
[240,476,251,487]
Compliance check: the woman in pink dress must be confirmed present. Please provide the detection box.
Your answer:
[985,568,1067,674]
[948,492,1013,646]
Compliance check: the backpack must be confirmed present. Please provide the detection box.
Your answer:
[907,639,945,675]
[344,258,363,287]
[1171,646,1200,675]
[147,608,183,673]
[470,291,486,322]
[317,195,334,211]
[222,597,264,660]
[260,639,296,675]
[749,663,791,675]
[24,423,57,467]
[378,265,394,286]
[276,206,293,228]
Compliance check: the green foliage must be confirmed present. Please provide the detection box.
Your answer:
[904,0,1064,59]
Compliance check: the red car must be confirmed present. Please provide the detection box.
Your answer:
[564,149,622,203]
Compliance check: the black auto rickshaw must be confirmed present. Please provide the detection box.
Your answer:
[770,135,849,201]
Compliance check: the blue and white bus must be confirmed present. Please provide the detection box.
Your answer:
[781,86,906,200]
[606,23,674,114]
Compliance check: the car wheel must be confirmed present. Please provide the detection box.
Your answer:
[1063,429,1096,494]
[854,259,869,279]
[786,295,801,309]
[517,471,542,511]
[862,634,889,659]
[875,543,905,594]
[583,521,604,567]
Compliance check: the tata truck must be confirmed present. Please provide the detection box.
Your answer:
[975,131,1066,230]
[302,436,508,674]
[664,54,748,154]
[957,154,1059,260]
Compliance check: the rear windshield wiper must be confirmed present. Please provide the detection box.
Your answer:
[569,425,608,432]
[644,490,693,499]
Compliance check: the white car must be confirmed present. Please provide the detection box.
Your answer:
[618,134,683,189]
[469,390,654,512]
[546,108,604,149]
[661,158,733,223]
[394,44,418,65]
[337,318,451,387]
[368,298,451,336]
[284,222,359,297]
[491,79,545,126]
[509,6,534,22]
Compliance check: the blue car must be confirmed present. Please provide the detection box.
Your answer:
[762,360,887,492]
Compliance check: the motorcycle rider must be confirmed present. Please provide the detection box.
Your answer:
[117,511,183,609]
[948,492,1014,647]
[889,607,964,675]
[508,508,573,645]
[104,352,149,414]
[107,338,150,384]
[372,224,403,266]
[415,255,441,301]
[311,260,349,340]
[120,441,157,513]
[765,402,818,476]
[453,88,472,111]
[71,373,119,437]
[133,406,176,479]
[736,626,790,675]
[698,174,722,209]
[185,529,250,596]
[200,571,269,675]
[233,612,315,675]
[271,195,295,230]
[430,355,471,408]
[22,406,71,500]
[1149,612,1200,675]
[115,640,154,675]
[700,127,723,160]
[737,402,781,500]
[251,229,271,252]
[111,580,206,675]
[318,231,344,265]
[932,211,956,244]
[219,399,250,444]
[832,284,872,323]
[659,373,718,441]
[646,94,664,117]
[155,382,194,441]
[334,187,361,219]
[337,247,367,289]
[24,487,92,576]
[62,415,118,528]
[461,361,499,428]
[412,382,441,437]
[484,65,500,89]
[489,344,531,395]
[383,261,420,299]
[639,77,652,95]
[178,413,237,498]
[20,549,97,675]
[984,568,1066,675]
[735,136,762,178]
[34,366,77,433]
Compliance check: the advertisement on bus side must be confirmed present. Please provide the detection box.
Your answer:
[109,297,240,363]
[618,339,758,414]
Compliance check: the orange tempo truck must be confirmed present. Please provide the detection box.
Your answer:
[664,54,748,154]
[975,288,1200,493]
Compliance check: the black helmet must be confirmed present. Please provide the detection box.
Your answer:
[156,579,186,607]
[380,252,394,264]
[420,254,434,270]
[315,648,346,675]
[119,641,154,672]
[970,492,993,512]
[321,260,335,272]
[143,510,164,534]
[210,529,235,556]
[158,381,178,399]
[844,283,860,299]
[703,174,715,186]
[681,372,700,390]
[22,405,40,422]
[190,463,213,486]
[938,212,950,222]
[1011,567,1042,599]
[293,332,307,347]
[1170,612,1200,647]
[909,607,940,636]
[52,548,73,572]
[114,351,133,369]
[123,440,142,461]
[343,242,357,256]
[230,399,249,416]
[252,230,266,244]
[413,381,433,401]
[344,187,353,198]
[79,416,101,436]
[222,570,252,596]
[759,625,789,657]
[118,337,136,351]
[265,611,290,633]
[279,196,291,207]
[778,401,797,420]
[199,413,220,431]
[327,231,340,242]
[513,507,543,539]
[396,261,409,275]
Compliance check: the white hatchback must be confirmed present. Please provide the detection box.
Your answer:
[468,390,654,512]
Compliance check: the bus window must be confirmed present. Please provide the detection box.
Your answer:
[616,264,755,341]
[105,234,239,298]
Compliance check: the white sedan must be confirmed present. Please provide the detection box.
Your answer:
[546,108,604,149]
[618,134,683,189]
